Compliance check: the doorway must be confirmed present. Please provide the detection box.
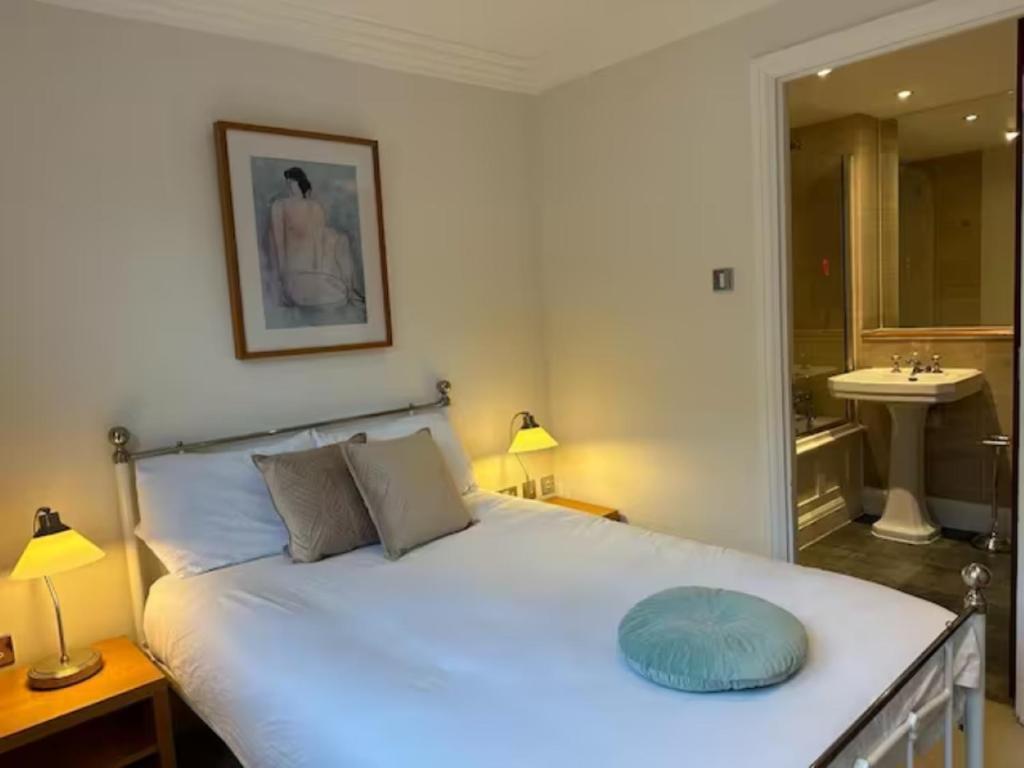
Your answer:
[750,0,1024,717]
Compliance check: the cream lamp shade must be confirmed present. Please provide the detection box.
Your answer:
[9,507,106,689]
[11,527,105,580]
[508,412,559,454]
[508,424,559,454]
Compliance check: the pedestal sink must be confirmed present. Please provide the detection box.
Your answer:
[827,367,984,544]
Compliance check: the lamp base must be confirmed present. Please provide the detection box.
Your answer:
[27,648,103,690]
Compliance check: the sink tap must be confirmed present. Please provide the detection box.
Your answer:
[890,354,901,373]
[904,353,926,379]
[928,354,942,373]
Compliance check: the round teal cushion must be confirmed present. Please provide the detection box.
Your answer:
[618,587,808,692]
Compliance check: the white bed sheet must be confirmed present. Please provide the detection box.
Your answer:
[145,491,980,768]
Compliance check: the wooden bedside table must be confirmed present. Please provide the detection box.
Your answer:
[0,636,175,767]
[545,496,622,521]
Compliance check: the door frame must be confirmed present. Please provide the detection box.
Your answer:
[750,0,1024,719]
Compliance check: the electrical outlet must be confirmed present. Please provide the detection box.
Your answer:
[0,635,13,668]
[522,479,537,499]
[498,486,518,497]
[540,475,556,496]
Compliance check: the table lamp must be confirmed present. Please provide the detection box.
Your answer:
[508,411,558,498]
[10,507,106,689]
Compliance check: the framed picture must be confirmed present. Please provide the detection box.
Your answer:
[214,121,392,359]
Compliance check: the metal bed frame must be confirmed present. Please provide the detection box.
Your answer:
[106,378,991,768]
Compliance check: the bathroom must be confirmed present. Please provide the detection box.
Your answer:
[787,20,1017,703]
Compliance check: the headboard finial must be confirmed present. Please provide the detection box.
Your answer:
[437,379,452,406]
[108,427,132,464]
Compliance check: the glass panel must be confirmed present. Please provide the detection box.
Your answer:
[790,144,851,436]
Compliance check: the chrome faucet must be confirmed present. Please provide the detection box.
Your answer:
[905,353,926,377]
[898,352,942,380]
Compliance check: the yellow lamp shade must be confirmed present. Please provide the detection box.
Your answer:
[509,425,559,454]
[11,526,105,581]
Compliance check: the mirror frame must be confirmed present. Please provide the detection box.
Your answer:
[861,326,1013,340]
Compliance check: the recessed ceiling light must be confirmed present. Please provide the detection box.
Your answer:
[897,89,913,100]
[1006,130,1020,142]
[964,113,979,122]
[816,68,833,78]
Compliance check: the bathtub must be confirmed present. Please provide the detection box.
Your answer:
[795,421,865,549]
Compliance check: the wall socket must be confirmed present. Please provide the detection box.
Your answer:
[522,479,537,499]
[0,635,13,668]
[498,486,518,497]
[540,475,556,496]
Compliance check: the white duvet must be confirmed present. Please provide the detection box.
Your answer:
[145,491,980,767]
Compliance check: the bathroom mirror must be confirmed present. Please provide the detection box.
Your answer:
[878,93,1017,330]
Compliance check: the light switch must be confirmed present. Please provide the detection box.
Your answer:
[713,268,734,292]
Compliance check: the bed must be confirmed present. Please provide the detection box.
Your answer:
[108,381,991,768]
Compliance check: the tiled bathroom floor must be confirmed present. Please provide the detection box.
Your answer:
[799,518,1013,703]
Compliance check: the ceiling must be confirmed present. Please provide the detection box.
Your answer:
[786,19,1016,128]
[38,0,783,93]
[897,92,1016,161]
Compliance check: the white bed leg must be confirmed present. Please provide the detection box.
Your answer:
[111,430,146,643]
[961,565,989,768]
[943,645,953,768]
[964,614,985,768]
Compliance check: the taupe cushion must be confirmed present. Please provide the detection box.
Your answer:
[253,435,378,563]
[343,429,471,559]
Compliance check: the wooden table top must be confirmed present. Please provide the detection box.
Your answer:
[0,636,164,742]
[545,496,619,518]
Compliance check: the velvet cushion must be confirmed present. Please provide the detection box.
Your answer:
[618,586,808,692]
[343,429,471,559]
[252,435,378,563]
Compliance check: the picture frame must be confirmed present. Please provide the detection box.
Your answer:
[214,121,393,359]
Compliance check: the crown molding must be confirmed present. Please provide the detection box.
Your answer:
[39,0,541,93]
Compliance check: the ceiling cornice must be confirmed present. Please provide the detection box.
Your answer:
[40,0,540,93]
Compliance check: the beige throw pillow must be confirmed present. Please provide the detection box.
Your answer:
[253,435,379,563]
[343,429,471,559]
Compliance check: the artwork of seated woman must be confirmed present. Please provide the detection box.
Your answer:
[269,166,361,310]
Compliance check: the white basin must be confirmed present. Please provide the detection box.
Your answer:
[828,368,983,404]
[826,367,984,545]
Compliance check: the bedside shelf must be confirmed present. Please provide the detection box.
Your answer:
[0,700,157,768]
[545,496,622,521]
[0,637,174,768]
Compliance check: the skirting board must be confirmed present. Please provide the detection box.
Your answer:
[862,486,1011,535]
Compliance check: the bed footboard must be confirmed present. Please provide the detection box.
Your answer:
[812,563,991,768]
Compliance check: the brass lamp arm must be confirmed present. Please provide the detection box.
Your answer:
[43,576,70,666]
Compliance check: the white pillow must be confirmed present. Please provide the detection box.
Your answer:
[135,430,315,576]
[313,410,476,494]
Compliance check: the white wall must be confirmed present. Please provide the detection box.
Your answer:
[536,0,925,553]
[0,0,547,663]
